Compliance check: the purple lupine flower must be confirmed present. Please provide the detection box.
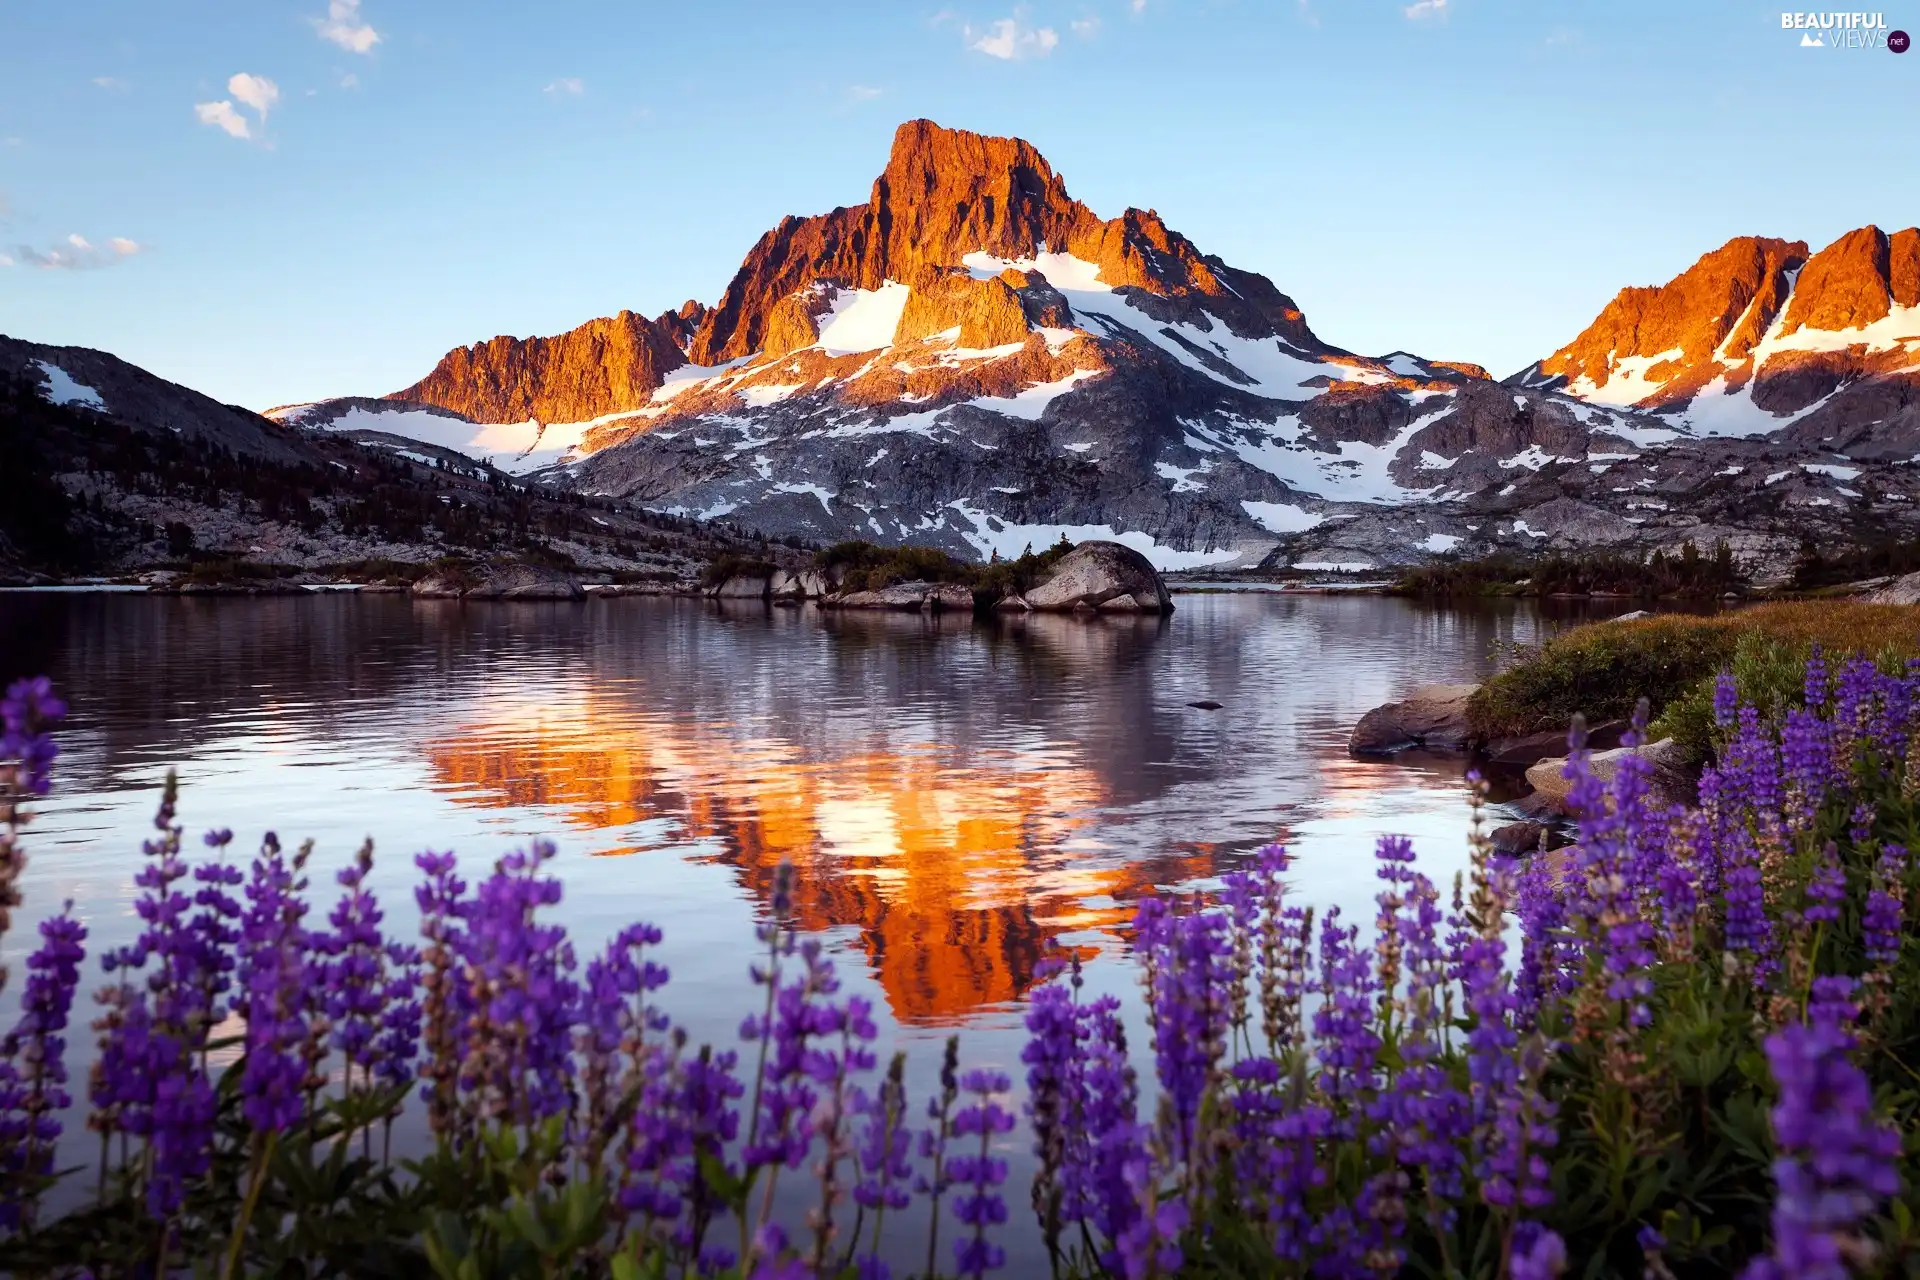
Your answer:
[1510,1222,1568,1280]
[948,1068,1015,1278]
[1803,645,1829,712]
[1068,993,1142,1250]
[801,987,879,1271]
[1137,901,1233,1165]
[237,832,314,1134]
[1514,846,1569,1025]
[1720,828,1774,979]
[1780,708,1834,830]
[1248,844,1305,1056]
[852,1052,914,1233]
[453,841,579,1127]
[412,849,467,1135]
[0,904,87,1228]
[579,919,671,1166]
[741,938,835,1172]
[1374,837,1468,1218]
[90,781,227,1216]
[1863,843,1906,968]
[1806,976,1860,1033]
[0,675,66,799]
[324,842,420,1094]
[1712,671,1740,728]
[1801,847,1845,925]
[1113,1140,1186,1280]
[1022,974,1078,1261]
[1741,1020,1901,1280]
[623,1034,745,1263]
[1309,907,1378,1117]
[1230,1062,1332,1263]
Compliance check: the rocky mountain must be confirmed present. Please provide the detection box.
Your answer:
[389,302,707,427]
[0,335,772,582]
[1515,226,1920,451]
[310,119,1920,575]
[25,121,1920,578]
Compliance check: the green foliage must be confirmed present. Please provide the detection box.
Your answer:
[1470,601,1920,747]
[700,552,777,588]
[1789,535,1920,590]
[1467,615,1743,740]
[1397,541,1742,599]
[807,534,1076,600]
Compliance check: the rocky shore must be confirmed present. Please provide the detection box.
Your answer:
[699,540,1174,616]
[1348,678,1692,853]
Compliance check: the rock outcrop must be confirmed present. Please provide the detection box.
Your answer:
[1348,685,1478,755]
[1523,738,1692,811]
[412,563,586,600]
[1865,572,1920,605]
[822,580,975,611]
[391,304,703,426]
[1016,542,1173,613]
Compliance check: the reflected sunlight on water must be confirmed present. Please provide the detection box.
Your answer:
[0,589,1627,1079]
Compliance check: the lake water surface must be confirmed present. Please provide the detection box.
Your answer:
[0,590,1623,1234]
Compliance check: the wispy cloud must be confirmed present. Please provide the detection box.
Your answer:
[1543,26,1579,46]
[966,13,1060,59]
[1071,15,1100,38]
[1404,0,1447,18]
[314,0,380,54]
[1296,0,1320,27]
[544,77,586,96]
[195,73,279,141]
[847,84,883,102]
[194,100,253,139]
[4,233,147,270]
[340,72,361,89]
[1130,0,1146,12]
[228,72,279,120]
[92,76,129,91]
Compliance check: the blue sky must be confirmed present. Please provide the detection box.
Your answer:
[1,0,1914,410]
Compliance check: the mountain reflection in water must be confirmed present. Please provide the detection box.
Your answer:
[0,591,1627,1039]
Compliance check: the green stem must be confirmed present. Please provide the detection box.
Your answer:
[223,1130,279,1280]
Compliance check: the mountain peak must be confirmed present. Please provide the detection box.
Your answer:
[1528,223,1920,441]
[683,119,1318,364]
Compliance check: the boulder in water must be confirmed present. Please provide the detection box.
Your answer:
[1348,684,1478,755]
[1021,542,1173,613]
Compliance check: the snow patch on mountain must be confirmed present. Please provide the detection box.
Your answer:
[1240,501,1324,534]
[1567,348,1683,407]
[943,500,1241,569]
[33,360,106,411]
[817,282,911,354]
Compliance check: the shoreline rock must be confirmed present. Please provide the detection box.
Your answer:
[1522,737,1694,812]
[1016,541,1173,613]
[1348,684,1478,755]
[412,562,585,600]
